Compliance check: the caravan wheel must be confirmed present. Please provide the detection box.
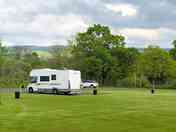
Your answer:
[53,89,58,95]
[28,87,34,93]
[64,91,70,95]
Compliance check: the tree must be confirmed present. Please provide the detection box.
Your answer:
[23,52,42,69]
[131,54,147,88]
[70,24,136,85]
[170,40,176,60]
[141,46,175,89]
[12,46,32,59]
[48,45,72,69]
[0,42,8,56]
[0,57,31,88]
[0,41,8,76]
[0,41,6,104]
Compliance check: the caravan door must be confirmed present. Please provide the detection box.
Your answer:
[37,75,51,92]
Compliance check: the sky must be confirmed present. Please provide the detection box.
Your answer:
[0,0,176,48]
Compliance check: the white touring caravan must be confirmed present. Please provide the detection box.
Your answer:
[27,69,81,94]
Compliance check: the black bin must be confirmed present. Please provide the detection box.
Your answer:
[151,89,155,94]
[15,91,20,99]
[93,89,97,95]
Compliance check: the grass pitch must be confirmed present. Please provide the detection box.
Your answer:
[1,88,176,132]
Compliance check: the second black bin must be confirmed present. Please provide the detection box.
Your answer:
[15,91,20,99]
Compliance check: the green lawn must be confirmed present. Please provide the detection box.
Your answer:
[1,88,176,132]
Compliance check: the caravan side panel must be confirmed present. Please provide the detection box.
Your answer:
[50,70,68,90]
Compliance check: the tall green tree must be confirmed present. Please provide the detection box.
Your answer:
[70,24,138,85]
[170,40,176,60]
[0,41,8,76]
[142,46,175,89]
[23,52,41,69]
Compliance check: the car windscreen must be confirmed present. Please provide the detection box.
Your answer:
[83,80,96,83]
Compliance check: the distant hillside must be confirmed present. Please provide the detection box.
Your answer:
[137,48,171,52]
[8,45,172,58]
[9,45,67,58]
[9,45,66,51]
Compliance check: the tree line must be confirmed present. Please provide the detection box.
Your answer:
[1,24,176,89]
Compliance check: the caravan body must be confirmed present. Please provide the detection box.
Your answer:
[27,69,81,94]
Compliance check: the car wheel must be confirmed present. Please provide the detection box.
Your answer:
[28,87,34,93]
[90,85,94,88]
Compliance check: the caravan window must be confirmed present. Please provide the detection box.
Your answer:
[51,74,56,80]
[40,76,50,82]
[30,76,37,83]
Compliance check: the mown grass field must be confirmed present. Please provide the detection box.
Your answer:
[1,88,176,132]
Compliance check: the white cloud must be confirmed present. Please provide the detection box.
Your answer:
[111,27,176,48]
[30,14,88,37]
[0,13,88,46]
[0,0,175,47]
[157,28,176,48]
[119,28,160,41]
[105,4,137,17]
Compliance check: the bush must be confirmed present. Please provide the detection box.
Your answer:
[0,78,29,88]
[159,80,176,89]
[116,76,150,88]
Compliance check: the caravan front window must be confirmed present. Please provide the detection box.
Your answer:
[30,76,38,83]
